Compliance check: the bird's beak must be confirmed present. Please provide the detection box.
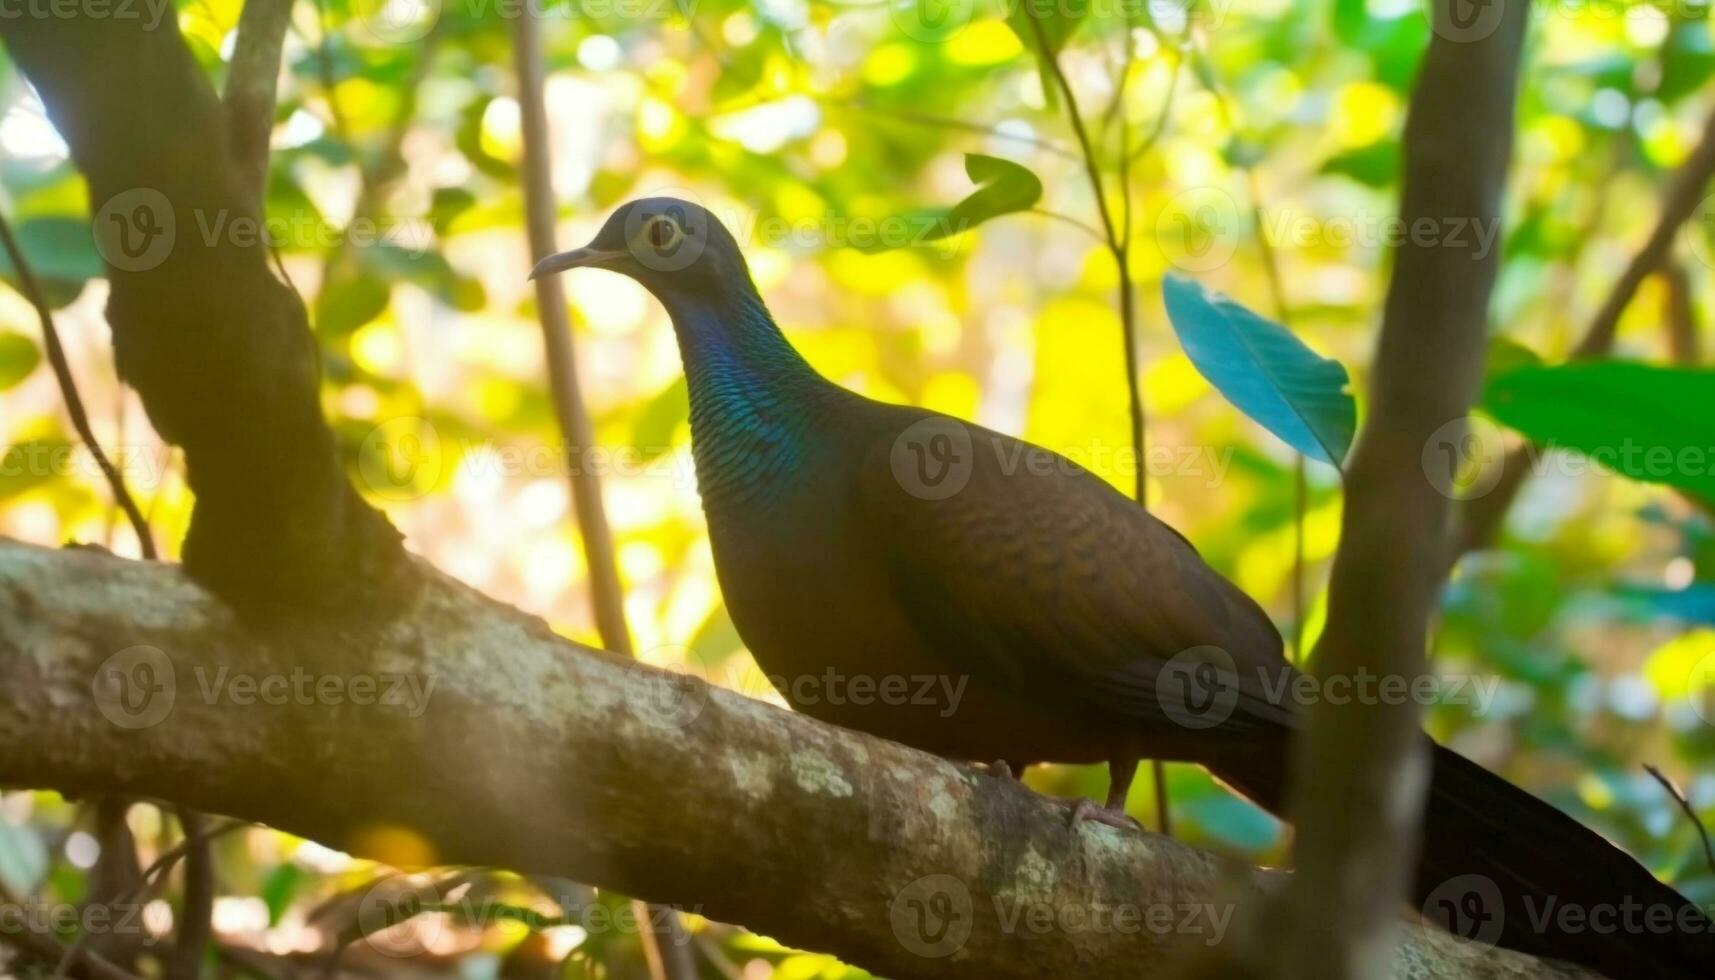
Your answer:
[528,246,626,280]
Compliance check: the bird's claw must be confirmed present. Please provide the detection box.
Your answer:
[1067,798,1141,832]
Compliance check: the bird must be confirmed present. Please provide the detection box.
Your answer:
[532,197,1715,979]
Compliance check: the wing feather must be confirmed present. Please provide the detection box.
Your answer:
[850,414,1296,738]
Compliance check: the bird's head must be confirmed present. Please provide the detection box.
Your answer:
[528,197,751,307]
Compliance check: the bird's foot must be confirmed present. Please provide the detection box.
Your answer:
[1066,798,1141,832]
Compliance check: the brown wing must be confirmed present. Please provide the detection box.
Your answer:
[850,410,1296,738]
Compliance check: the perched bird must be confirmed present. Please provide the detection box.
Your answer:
[533,197,1713,979]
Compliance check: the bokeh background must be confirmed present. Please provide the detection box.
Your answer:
[2,0,1713,975]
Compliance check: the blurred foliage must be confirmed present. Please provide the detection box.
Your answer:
[2,0,1715,975]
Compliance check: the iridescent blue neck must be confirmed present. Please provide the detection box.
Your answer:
[659,287,830,512]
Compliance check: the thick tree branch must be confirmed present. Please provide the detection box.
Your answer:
[0,10,407,616]
[0,539,1594,980]
[1274,4,1532,979]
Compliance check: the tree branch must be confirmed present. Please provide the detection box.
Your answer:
[1272,3,1533,978]
[0,539,1596,980]
[0,10,408,616]
[224,0,294,205]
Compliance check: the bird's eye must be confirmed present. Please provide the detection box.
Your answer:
[645,216,679,250]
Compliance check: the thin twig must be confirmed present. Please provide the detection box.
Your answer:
[1,206,162,979]
[1662,260,1700,364]
[1645,764,1715,876]
[1022,8,1167,836]
[510,11,696,980]
[0,211,155,560]
[0,914,144,980]
[167,809,217,980]
[1574,99,1715,359]
[1027,207,1106,242]
[51,818,250,980]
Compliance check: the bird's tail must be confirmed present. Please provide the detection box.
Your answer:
[1208,739,1715,979]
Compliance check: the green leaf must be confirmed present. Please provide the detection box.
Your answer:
[1005,0,1088,109]
[1482,362,1715,500]
[1162,275,1357,467]
[360,245,485,311]
[1485,335,1542,380]
[864,154,1042,251]
[261,863,304,927]
[1333,0,1369,44]
[314,271,390,336]
[0,332,41,390]
[1321,140,1398,188]
[0,217,104,308]
[0,438,69,500]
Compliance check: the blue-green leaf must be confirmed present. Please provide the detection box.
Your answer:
[1163,275,1357,467]
[0,819,48,896]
